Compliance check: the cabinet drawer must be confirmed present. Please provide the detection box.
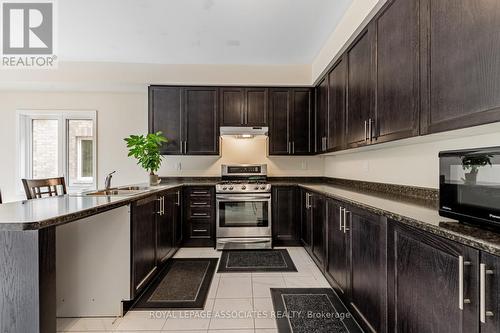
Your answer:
[188,188,212,196]
[189,207,212,219]
[189,221,211,238]
[189,198,212,207]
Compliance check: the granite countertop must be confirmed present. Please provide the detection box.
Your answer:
[2,178,500,256]
[0,183,185,231]
[297,184,500,256]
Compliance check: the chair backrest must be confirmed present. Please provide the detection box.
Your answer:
[22,177,67,200]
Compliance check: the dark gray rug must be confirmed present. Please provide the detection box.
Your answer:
[217,249,297,272]
[271,288,364,333]
[132,258,218,309]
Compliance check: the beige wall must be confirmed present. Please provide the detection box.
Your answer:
[323,123,500,189]
[158,136,323,177]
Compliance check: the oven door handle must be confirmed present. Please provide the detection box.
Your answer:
[216,195,271,201]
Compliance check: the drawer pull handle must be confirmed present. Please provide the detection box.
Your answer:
[193,213,209,217]
[459,256,472,310]
[193,229,208,232]
[192,191,208,195]
[192,202,208,205]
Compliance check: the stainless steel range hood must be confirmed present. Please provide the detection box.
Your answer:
[220,126,268,137]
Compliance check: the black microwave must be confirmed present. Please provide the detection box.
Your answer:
[439,147,500,228]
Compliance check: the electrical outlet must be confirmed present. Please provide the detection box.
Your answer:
[176,162,182,171]
[301,160,307,170]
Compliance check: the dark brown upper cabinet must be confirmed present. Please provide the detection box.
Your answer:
[220,87,268,127]
[184,87,219,155]
[420,0,500,134]
[346,26,375,149]
[269,88,313,155]
[327,57,346,151]
[149,86,183,155]
[374,0,420,143]
[316,77,329,153]
[149,86,219,155]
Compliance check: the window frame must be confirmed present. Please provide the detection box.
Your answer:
[16,110,98,194]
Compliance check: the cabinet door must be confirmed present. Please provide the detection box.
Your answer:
[301,190,313,251]
[291,88,313,155]
[325,199,349,297]
[316,77,328,153]
[157,193,174,264]
[272,186,300,246]
[183,87,219,155]
[149,86,183,155]
[346,28,374,148]
[311,193,326,267]
[220,88,244,126]
[131,196,157,294]
[387,221,479,333]
[327,58,346,151]
[245,88,268,126]
[269,88,291,155]
[480,252,500,333]
[349,207,386,332]
[421,0,500,134]
[375,0,419,143]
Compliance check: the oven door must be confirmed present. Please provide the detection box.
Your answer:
[216,193,272,238]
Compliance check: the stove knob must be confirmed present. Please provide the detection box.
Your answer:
[229,186,234,190]
[254,186,260,190]
[260,186,266,190]
[241,185,246,190]
[222,186,227,190]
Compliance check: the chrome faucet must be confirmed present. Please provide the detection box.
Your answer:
[104,171,116,190]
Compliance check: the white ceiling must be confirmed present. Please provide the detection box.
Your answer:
[58,0,352,65]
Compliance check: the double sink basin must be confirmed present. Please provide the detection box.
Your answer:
[84,186,153,197]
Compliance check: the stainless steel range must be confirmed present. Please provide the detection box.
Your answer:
[216,164,272,250]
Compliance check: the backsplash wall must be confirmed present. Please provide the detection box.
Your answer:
[323,124,500,189]
[158,136,324,177]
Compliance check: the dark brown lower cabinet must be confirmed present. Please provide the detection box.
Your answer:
[481,252,500,333]
[157,190,182,264]
[325,199,349,297]
[131,195,158,297]
[311,193,326,267]
[387,221,479,333]
[301,189,313,251]
[349,206,387,333]
[272,186,301,246]
[183,186,215,247]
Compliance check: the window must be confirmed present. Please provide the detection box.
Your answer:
[17,111,97,192]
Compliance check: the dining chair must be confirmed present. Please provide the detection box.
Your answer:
[22,177,67,200]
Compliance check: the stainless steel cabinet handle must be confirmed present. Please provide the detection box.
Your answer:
[177,191,181,206]
[339,207,343,231]
[184,141,187,154]
[288,142,291,154]
[343,209,350,233]
[157,198,163,215]
[292,141,295,154]
[459,256,472,310]
[192,191,208,195]
[193,229,208,233]
[192,202,208,206]
[161,197,165,215]
[305,193,311,209]
[193,213,209,217]
[480,263,495,323]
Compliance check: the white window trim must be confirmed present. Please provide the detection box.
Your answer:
[76,136,94,184]
[16,110,97,195]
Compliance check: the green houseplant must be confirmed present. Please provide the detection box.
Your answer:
[124,132,168,185]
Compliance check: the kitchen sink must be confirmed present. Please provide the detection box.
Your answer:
[84,188,151,196]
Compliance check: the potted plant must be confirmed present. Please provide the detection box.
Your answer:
[124,132,168,186]
[461,154,492,184]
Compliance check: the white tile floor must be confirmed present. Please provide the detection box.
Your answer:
[57,247,331,333]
